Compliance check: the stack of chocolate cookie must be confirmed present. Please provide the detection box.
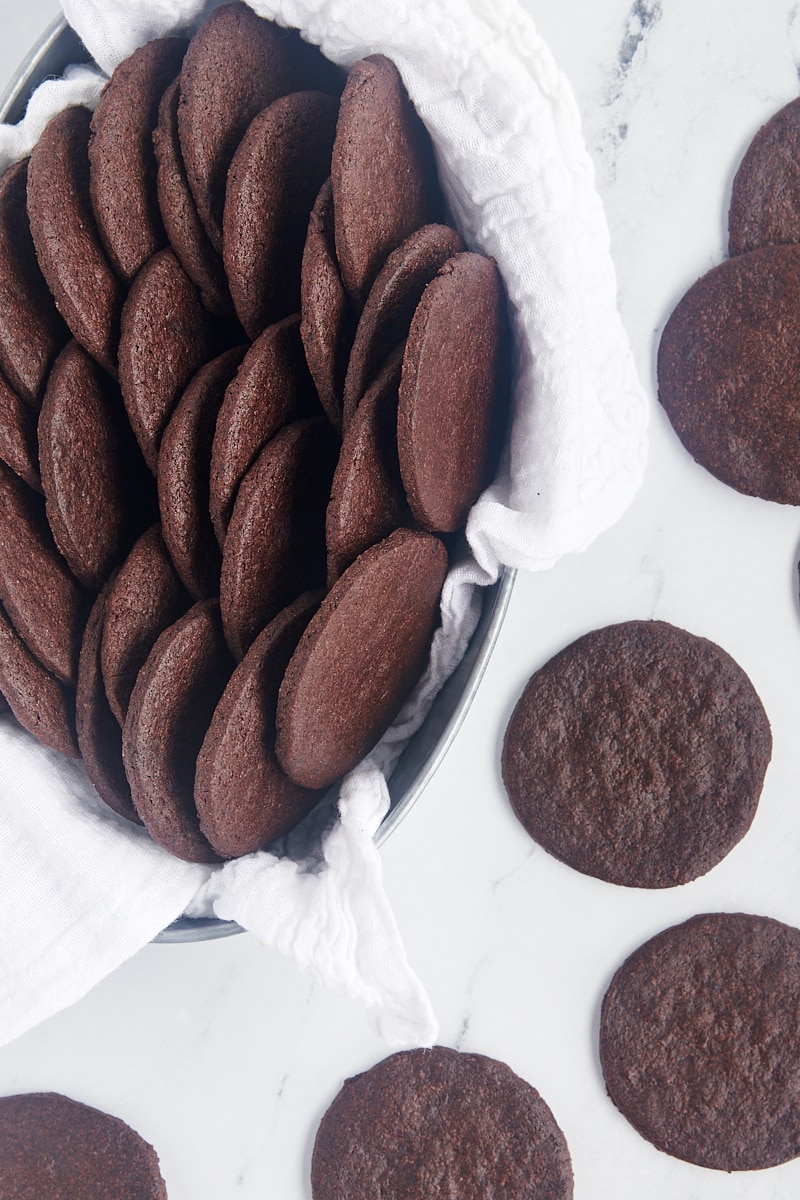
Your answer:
[0,3,507,863]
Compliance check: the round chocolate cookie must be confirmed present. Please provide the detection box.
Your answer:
[223,89,339,340]
[27,105,123,378]
[729,97,800,256]
[342,222,465,427]
[195,589,323,858]
[398,251,504,532]
[657,244,800,504]
[176,2,302,252]
[122,598,233,863]
[311,1046,573,1200]
[331,55,440,308]
[76,574,139,822]
[89,37,187,282]
[276,527,447,789]
[0,1091,167,1198]
[0,158,68,407]
[501,620,771,889]
[600,912,800,1170]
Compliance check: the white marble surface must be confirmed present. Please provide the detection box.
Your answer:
[3,0,800,1196]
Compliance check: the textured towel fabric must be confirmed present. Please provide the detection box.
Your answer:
[0,0,648,1050]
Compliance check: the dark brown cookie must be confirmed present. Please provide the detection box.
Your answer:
[398,251,503,532]
[153,77,233,317]
[122,598,233,863]
[158,345,246,599]
[118,247,212,472]
[0,368,40,491]
[0,602,78,757]
[326,345,410,583]
[658,244,800,503]
[89,37,187,282]
[100,524,190,726]
[0,460,89,685]
[0,1091,167,1198]
[300,177,355,431]
[276,527,447,789]
[76,573,139,822]
[220,418,339,660]
[177,2,303,252]
[195,589,323,858]
[342,223,465,427]
[502,620,771,888]
[0,158,67,407]
[26,106,123,377]
[311,1046,573,1200]
[729,97,800,256]
[600,912,800,1170]
[209,313,317,544]
[223,90,339,340]
[331,55,440,308]
[38,341,140,590]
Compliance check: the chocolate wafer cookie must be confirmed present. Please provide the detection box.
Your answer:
[300,177,354,431]
[76,574,139,822]
[220,417,339,659]
[332,55,440,308]
[223,89,339,339]
[601,912,800,1170]
[209,313,317,543]
[158,345,246,600]
[729,97,800,256]
[118,247,212,472]
[0,460,89,686]
[177,2,302,252]
[658,244,800,504]
[276,527,447,789]
[502,620,771,888]
[195,589,323,857]
[311,1047,573,1200]
[0,158,67,406]
[101,524,190,725]
[27,106,123,377]
[0,602,78,757]
[398,251,504,532]
[89,36,187,282]
[0,1092,167,1198]
[122,598,233,863]
[153,78,232,317]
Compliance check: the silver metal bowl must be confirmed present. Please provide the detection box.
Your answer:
[0,18,515,942]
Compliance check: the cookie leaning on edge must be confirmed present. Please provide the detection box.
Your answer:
[501,620,771,888]
[122,598,233,863]
[728,96,800,256]
[276,527,448,790]
[311,1046,573,1200]
[657,243,800,504]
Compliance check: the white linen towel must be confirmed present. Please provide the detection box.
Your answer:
[0,0,648,1051]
